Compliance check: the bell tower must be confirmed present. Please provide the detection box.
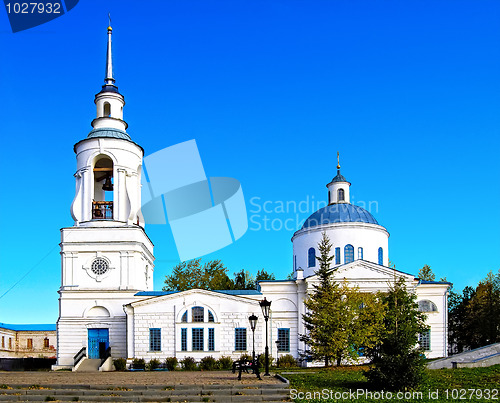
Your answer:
[55,25,154,368]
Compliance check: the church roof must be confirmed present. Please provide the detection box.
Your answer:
[302,202,378,229]
[0,323,56,331]
[135,289,262,297]
[87,127,131,141]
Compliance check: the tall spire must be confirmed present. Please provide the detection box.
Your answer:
[104,17,114,86]
[90,20,128,132]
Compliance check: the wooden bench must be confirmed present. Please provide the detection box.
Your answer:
[232,355,262,380]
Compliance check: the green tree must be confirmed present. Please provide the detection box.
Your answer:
[464,271,500,348]
[301,232,384,366]
[255,268,275,281]
[233,269,255,290]
[163,259,234,291]
[365,277,428,391]
[448,285,474,353]
[418,265,435,281]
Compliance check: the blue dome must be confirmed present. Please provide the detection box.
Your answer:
[302,203,378,229]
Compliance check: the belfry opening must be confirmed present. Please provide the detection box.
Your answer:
[92,155,114,219]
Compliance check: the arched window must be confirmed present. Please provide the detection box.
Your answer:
[192,306,204,322]
[358,247,363,260]
[181,311,187,322]
[308,248,316,268]
[418,300,438,312]
[344,244,354,264]
[338,188,345,202]
[378,247,383,265]
[335,247,341,265]
[103,102,111,117]
[208,310,214,322]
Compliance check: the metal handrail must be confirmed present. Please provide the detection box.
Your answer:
[74,347,86,367]
[92,201,113,219]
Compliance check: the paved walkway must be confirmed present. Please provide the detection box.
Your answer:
[0,370,282,386]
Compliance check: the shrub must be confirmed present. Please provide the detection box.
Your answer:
[165,357,178,371]
[216,356,233,370]
[258,354,274,369]
[199,356,217,371]
[113,358,127,371]
[277,354,297,368]
[132,358,146,370]
[180,356,198,371]
[147,358,161,371]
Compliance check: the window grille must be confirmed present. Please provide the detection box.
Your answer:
[192,328,204,351]
[235,328,247,351]
[277,328,290,352]
[149,328,161,352]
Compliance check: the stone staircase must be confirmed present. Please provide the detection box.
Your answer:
[427,343,500,369]
[0,382,290,402]
[73,359,101,372]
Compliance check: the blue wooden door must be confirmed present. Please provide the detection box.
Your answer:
[88,328,109,359]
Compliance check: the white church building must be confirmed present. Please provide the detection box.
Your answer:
[54,26,449,370]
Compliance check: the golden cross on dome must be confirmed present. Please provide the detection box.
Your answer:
[337,151,341,170]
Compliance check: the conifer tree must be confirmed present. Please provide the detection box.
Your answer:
[418,265,435,281]
[365,277,428,390]
[301,232,385,366]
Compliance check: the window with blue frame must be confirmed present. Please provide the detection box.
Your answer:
[344,244,354,263]
[277,328,290,352]
[335,247,341,265]
[308,248,315,267]
[149,328,161,352]
[208,310,214,322]
[181,328,187,351]
[192,328,204,351]
[181,311,187,322]
[378,247,383,265]
[192,306,204,322]
[358,247,363,260]
[419,329,431,351]
[338,188,345,201]
[235,328,247,351]
[208,328,215,351]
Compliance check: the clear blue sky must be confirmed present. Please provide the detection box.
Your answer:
[0,0,499,324]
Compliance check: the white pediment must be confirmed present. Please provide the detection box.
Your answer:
[305,260,417,291]
[128,288,261,312]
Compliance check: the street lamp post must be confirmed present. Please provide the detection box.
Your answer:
[248,314,258,363]
[259,297,272,376]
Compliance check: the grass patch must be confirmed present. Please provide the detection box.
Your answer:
[282,364,500,402]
